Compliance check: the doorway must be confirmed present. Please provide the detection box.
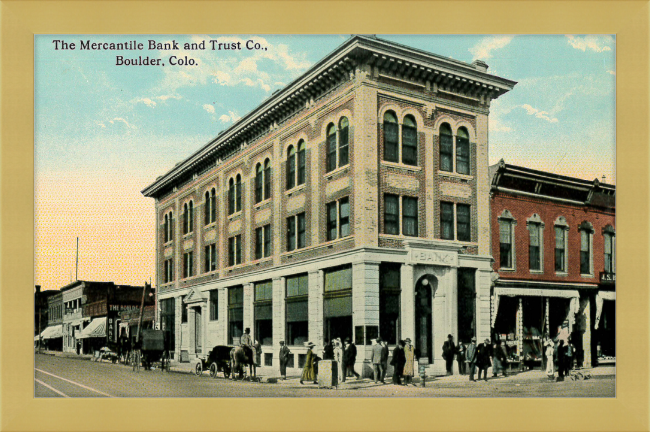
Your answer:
[415,277,434,363]
[194,308,202,354]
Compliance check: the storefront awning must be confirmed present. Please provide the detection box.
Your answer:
[78,317,106,339]
[595,291,616,329]
[40,324,64,340]
[492,287,580,329]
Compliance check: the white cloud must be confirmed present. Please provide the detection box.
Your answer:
[607,70,616,75]
[218,111,241,123]
[96,122,106,128]
[565,35,613,53]
[108,117,136,129]
[132,94,182,108]
[520,104,559,123]
[203,104,215,114]
[469,35,514,60]
[489,117,513,132]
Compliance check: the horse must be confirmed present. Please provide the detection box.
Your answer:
[230,345,257,381]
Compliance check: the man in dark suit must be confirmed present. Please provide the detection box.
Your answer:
[342,337,359,382]
[466,337,478,381]
[476,338,492,382]
[380,340,389,383]
[442,334,457,375]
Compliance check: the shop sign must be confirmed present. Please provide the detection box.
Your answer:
[107,312,116,343]
[599,272,615,284]
[109,304,140,312]
[410,249,457,267]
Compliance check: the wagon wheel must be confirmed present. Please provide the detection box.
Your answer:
[195,362,203,376]
[209,362,218,378]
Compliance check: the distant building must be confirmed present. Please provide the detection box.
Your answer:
[34,285,58,342]
[489,160,615,368]
[143,35,516,375]
[42,291,63,351]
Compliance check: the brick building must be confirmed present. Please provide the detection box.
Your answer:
[489,161,615,368]
[142,35,516,375]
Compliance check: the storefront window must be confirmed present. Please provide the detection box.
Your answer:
[286,274,308,346]
[254,280,273,346]
[323,265,353,343]
[379,263,401,345]
[228,286,244,345]
[160,297,176,352]
[457,269,475,343]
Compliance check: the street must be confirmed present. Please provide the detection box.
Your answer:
[34,353,615,398]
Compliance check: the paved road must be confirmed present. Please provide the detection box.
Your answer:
[35,354,614,398]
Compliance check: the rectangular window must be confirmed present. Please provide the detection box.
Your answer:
[440,134,453,172]
[555,227,566,272]
[402,126,418,166]
[163,258,174,283]
[402,197,418,237]
[297,213,306,249]
[235,182,242,212]
[580,230,591,274]
[286,153,296,190]
[287,216,296,251]
[456,136,470,175]
[286,274,308,346]
[204,244,216,273]
[297,149,306,186]
[324,265,353,343]
[181,296,188,323]
[209,290,219,321]
[440,202,454,240]
[254,281,273,346]
[255,171,263,203]
[384,122,399,163]
[264,167,271,200]
[160,298,176,352]
[326,201,337,241]
[457,204,471,242]
[228,185,235,215]
[326,132,337,173]
[183,252,194,278]
[228,235,242,266]
[339,127,349,167]
[228,286,244,345]
[286,274,308,297]
[529,224,541,271]
[211,194,216,223]
[379,263,401,345]
[324,265,353,292]
[604,233,614,274]
[255,226,264,260]
[339,197,350,238]
[499,220,513,268]
[384,194,399,235]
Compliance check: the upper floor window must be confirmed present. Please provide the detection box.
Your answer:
[326,117,351,173]
[499,220,513,269]
[183,201,194,235]
[384,194,399,235]
[163,258,173,283]
[440,123,453,172]
[209,290,219,321]
[163,210,173,242]
[441,202,471,242]
[603,225,615,274]
[228,175,242,215]
[326,197,350,241]
[402,196,419,237]
[255,159,272,203]
[528,224,542,271]
[183,251,194,278]
[255,224,272,259]
[554,217,569,273]
[228,234,242,266]
[579,221,594,276]
[286,141,306,190]
[383,111,399,163]
[204,188,216,225]
[287,212,306,251]
[456,127,470,175]
[402,115,418,166]
[383,194,418,236]
[204,243,217,273]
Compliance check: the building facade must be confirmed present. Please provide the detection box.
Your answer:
[61,281,87,353]
[43,291,64,350]
[143,35,516,375]
[489,161,615,368]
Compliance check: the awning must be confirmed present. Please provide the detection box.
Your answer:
[595,291,616,329]
[40,324,63,340]
[78,317,107,339]
[71,318,89,327]
[491,287,580,329]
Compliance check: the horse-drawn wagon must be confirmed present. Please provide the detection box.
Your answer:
[193,345,233,378]
[138,329,169,371]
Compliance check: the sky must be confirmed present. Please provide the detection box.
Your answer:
[34,34,616,291]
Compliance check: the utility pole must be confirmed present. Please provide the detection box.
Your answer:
[135,282,149,344]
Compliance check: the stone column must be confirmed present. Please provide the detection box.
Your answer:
[188,307,196,356]
[475,113,490,255]
[352,261,380,368]
[219,289,228,345]
[272,277,284,373]
[175,296,182,359]
[583,299,592,368]
[203,303,209,355]
[400,263,415,342]
[244,282,254,339]
[308,270,323,346]
[476,269,493,342]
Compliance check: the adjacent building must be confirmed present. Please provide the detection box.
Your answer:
[42,291,64,351]
[143,35,516,375]
[489,161,615,368]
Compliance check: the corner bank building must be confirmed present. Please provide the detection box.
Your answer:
[142,35,516,376]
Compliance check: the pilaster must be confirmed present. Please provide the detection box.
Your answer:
[243,282,254,339]
[272,276,285,371]
[400,263,415,341]
[308,270,323,346]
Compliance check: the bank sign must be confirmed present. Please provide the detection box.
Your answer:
[409,249,458,267]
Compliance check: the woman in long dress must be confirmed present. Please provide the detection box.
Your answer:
[333,338,343,383]
[545,339,555,380]
[300,342,317,384]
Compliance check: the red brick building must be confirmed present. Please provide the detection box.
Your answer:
[490,160,615,368]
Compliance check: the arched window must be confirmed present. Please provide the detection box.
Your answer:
[210,188,216,223]
[204,191,211,225]
[228,178,236,215]
[263,158,271,200]
[439,123,453,172]
[338,117,349,167]
[402,115,417,166]
[168,211,173,241]
[235,174,242,212]
[286,145,296,190]
[383,111,398,163]
[456,127,470,175]
[188,201,194,233]
[326,123,337,173]
[164,213,169,242]
[255,163,264,204]
[183,203,189,234]
[297,140,306,186]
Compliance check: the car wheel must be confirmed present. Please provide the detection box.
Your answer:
[195,362,203,376]
[210,362,218,378]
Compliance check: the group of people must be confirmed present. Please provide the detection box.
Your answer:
[443,335,510,382]
[545,336,576,381]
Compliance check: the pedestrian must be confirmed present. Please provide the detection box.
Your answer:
[493,340,507,377]
[442,334,456,375]
[371,338,385,383]
[254,339,262,367]
[390,340,406,385]
[380,339,389,383]
[300,342,317,385]
[466,337,478,381]
[342,337,360,381]
[545,339,555,381]
[565,336,574,377]
[279,341,291,380]
[557,340,566,382]
[333,338,343,383]
[403,338,416,386]
[240,327,253,361]
[476,338,492,382]
[322,339,334,361]
[456,341,466,375]
[500,339,509,377]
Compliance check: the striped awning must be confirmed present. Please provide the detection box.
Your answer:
[78,317,106,339]
[40,324,64,340]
